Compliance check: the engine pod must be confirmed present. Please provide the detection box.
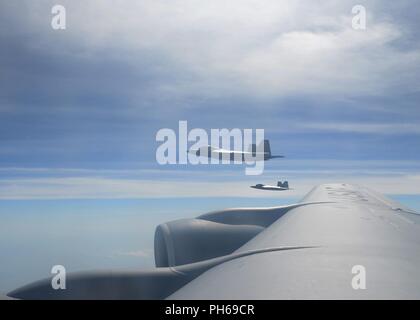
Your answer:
[154,218,264,267]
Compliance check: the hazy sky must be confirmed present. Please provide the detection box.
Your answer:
[0,0,420,198]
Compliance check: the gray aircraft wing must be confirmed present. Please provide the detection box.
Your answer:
[8,183,420,299]
[169,183,420,299]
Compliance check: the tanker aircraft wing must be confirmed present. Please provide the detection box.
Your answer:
[8,184,420,300]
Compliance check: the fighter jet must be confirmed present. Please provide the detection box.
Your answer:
[251,181,291,191]
[188,139,283,162]
[7,183,420,299]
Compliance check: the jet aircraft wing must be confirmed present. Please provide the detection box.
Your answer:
[169,183,420,299]
[8,184,420,300]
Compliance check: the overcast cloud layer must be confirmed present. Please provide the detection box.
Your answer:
[0,1,420,198]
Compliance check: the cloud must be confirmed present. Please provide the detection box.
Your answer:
[116,249,152,258]
[1,162,419,200]
[301,122,420,134]
[0,1,420,167]
[0,177,285,199]
[2,0,420,102]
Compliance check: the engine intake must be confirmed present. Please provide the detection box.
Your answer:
[154,218,264,267]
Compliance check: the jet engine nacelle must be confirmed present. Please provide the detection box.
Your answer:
[154,218,264,267]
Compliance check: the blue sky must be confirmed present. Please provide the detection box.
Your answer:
[1,0,420,293]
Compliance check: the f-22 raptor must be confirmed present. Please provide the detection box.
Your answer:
[251,181,291,191]
[188,139,283,162]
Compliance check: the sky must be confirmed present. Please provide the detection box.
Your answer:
[0,0,420,292]
[0,0,420,200]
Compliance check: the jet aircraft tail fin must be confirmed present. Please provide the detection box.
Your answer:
[278,181,289,188]
[261,140,271,156]
[247,139,271,156]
